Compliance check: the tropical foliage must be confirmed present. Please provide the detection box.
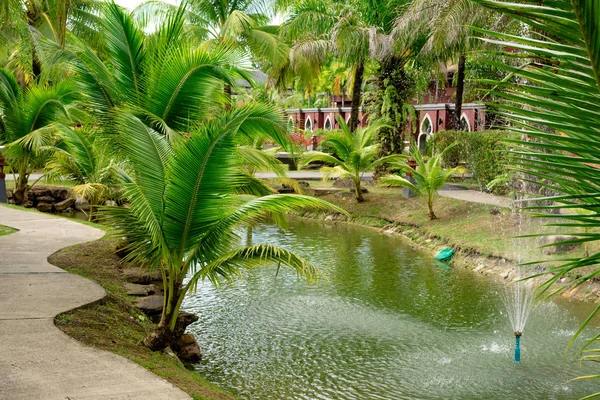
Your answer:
[46,126,121,218]
[0,68,78,203]
[299,116,405,202]
[102,105,345,350]
[472,0,600,386]
[380,145,459,219]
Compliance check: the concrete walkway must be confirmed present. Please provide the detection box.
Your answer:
[438,189,511,208]
[0,205,190,400]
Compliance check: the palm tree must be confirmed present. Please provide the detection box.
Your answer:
[101,105,346,351]
[60,2,254,139]
[379,145,458,219]
[281,0,375,132]
[394,0,504,129]
[1,0,104,83]
[0,68,78,203]
[45,126,121,219]
[299,116,405,202]
[471,0,600,387]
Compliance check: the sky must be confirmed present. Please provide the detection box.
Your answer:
[115,0,178,10]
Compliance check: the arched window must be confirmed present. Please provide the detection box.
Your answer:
[305,116,313,132]
[420,114,433,135]
[324,116,332,130]
[460,114,471,132]
[418,114,433,153]
[288,117,296,132]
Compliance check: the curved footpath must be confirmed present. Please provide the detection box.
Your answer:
[0,205,190,400]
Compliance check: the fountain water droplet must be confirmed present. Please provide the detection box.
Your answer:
[502,269,535,362]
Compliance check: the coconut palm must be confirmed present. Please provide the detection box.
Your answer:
[379,145,459,219]
[394,0,503,129]
[299,116,405,202]
[61,2,252,138]
[1,0,104,83]
[101,104,346,351]
[0,68,78,203]
[281,0,374,132]
[45,126,121,219]
[471,0,600,385]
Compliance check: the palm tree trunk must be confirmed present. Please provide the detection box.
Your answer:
[453,53,466,130]
[354,178,364,202]
[349,62,364,133]
[427,192,437,220]
[14,161,29,205]
[144,281,184,351]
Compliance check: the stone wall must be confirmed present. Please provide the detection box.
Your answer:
[7,186,79,213]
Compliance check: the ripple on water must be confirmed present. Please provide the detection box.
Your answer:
[184,221,598,400]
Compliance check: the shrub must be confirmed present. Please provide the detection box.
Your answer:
[431,130,519,194]
[430,130,468,167]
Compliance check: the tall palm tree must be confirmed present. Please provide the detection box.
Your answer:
[102,105,346,351]
[0,68,78,203]
[1,0,104,83]
[394,0,503,129]
[299,116,405,201]
[281,0,375,132]
[471,0,600,389]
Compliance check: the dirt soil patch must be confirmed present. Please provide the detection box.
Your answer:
[49,238,236,400]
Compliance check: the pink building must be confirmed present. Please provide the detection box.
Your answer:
[285,70,486,152]
[284,96,368,133]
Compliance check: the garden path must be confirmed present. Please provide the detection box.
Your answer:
[0,205,190,400]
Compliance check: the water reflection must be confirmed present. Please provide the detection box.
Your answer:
[183,219,596,399]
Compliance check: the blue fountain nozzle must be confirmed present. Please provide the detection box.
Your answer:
[514,333,521,362]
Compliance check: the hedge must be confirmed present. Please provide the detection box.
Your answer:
[430,130,520,193]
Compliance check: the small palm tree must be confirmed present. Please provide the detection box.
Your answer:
[0,69,78,204]
[102,105,345,351]
[380,145,459,219]
[299,116,405,202]
[45,127,121,219]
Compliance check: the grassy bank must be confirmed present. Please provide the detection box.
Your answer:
[49,237,236,400]
[299,185,594,271]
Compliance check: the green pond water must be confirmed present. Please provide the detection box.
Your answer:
[183,219,599,399]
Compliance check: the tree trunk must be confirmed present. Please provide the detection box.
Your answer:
[349,62,364,133]
[26,5,42,81]
[427,193,437,220]
[143,277,198,352]
[13,163,29,205]
[354,179,364,202]
[143,312,199,351]
[453,53,466,130]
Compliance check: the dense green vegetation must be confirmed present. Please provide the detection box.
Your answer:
[2,0,600,396]
[431,129,518,194]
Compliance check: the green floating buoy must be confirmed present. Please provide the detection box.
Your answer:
[434,247,455,262]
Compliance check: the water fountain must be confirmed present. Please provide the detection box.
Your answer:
[503,273,536,362]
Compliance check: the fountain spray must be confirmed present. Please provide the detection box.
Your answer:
[503,274,534,363]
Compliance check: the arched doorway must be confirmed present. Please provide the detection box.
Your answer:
[418,114,433,153]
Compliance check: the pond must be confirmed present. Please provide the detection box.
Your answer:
[183,219,598,399]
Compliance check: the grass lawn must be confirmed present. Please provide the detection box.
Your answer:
[0,224,16,236]
[295,181,592,266]
[49,238,236,400]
